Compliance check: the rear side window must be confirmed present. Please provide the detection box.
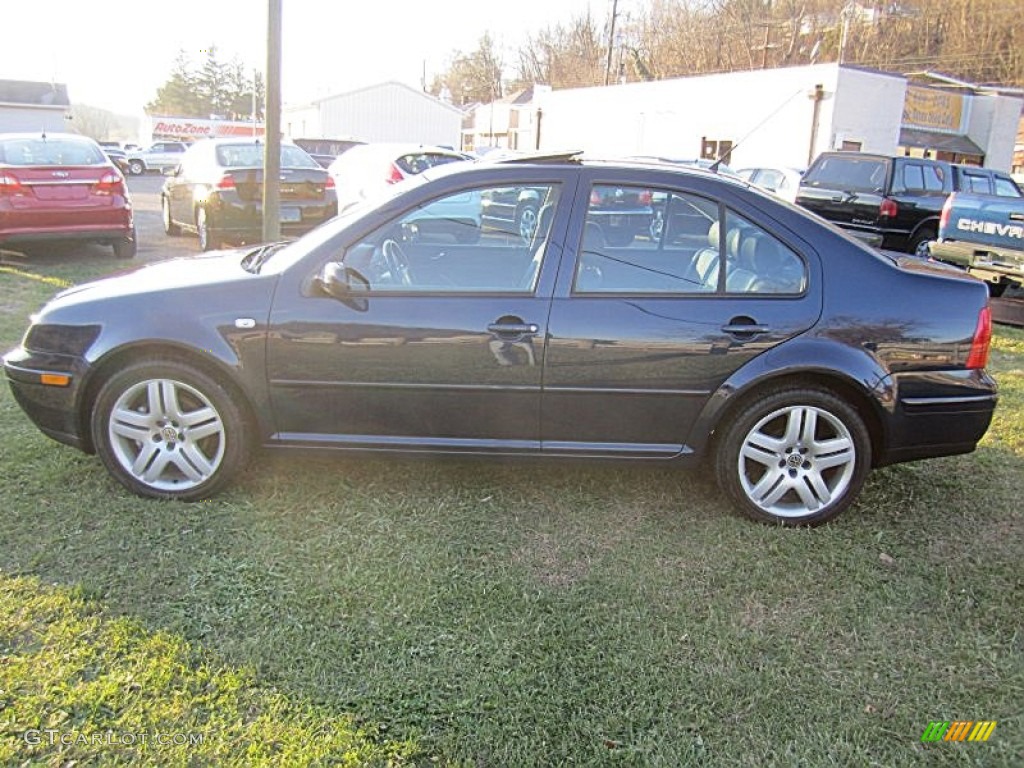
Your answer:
[895,162,946,194]
[962,172,990,194]
[215,144,319,168]
[0,138,106,166]
[573,185,806,296]
[802,156,887,194]
[394,153,465,175]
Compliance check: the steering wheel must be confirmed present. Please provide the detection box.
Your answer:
[381,238,413,286]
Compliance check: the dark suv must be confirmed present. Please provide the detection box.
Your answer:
[796,152,953,254]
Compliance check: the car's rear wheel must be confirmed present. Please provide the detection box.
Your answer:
[128,160,144,176]
[714,387,871,526]
[909,227,936,257]
[162,196,181,236]
[196,207,220,251]
[91,360,250,500]
[112,227,137,259]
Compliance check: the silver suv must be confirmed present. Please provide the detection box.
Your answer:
[126,141,188,175]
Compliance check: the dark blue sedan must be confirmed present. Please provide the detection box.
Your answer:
[3,153,997,525]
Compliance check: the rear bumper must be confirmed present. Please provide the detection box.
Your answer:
[876,369,997,466]
[209,195,337,240]
[0,205,133,244]
[929,240,1024,283]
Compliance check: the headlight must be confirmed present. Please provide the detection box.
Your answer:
[23,324,101,356]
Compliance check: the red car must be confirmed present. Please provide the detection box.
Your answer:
[0,132,136,258]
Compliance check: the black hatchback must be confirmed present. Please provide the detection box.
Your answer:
[160,139,337,250]
[5,154,997,526]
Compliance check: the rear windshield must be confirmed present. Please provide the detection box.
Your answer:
[394,152,465,175]
[802,155,888,194]
[0,137,106,166]
[215,144,320,169]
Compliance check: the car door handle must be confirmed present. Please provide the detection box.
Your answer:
[488,322,539,336]
[722,319,770,337]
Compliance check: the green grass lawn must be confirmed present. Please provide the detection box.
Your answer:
[1,253,1022,766]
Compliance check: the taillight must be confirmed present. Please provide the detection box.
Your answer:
[637,190,653,204]
[939,195,952,233]
[385,163,404,184]
[324,175,335,189]
[216,174,236,190]
[93,170,124,196]
[589,189,602,205]
[0,172,23,196]
[879,198,898,218]
[966,305,992,370]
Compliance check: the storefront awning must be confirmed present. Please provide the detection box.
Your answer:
[898,127,983,156]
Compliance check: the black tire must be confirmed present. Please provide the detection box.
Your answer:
[91,360,250,501]
[908,227,936,257]
[162,196,181,236]
[988,281,1008,298]
[128,159,144,176]
[112,227,137,259]
[604,227,635,247]
[196,207,220,251]
[714,387,871,526]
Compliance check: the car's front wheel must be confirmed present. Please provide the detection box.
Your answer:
[128,160,144,176]
[91,360,250,500]
[714,387,871,526]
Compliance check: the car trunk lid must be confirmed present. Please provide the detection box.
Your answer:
[1,165,119,207]
[228,168,331,202]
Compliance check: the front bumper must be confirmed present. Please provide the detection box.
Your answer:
[3,347,90,451]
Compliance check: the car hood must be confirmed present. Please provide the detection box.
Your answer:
[47,249,260,309]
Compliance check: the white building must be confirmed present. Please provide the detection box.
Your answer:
[283,81,463,148]
[0,79,71,133]
[525,63,1021,171]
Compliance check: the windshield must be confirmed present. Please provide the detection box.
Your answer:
[215,144,319,169]
[0,137,106,166]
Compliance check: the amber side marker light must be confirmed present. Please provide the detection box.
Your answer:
[40,373,71,387]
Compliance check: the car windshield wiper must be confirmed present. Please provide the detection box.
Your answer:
[241,241,289,273]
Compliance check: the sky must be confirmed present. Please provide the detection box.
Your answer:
[6,0,609,116]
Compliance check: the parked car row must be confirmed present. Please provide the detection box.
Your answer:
[794,151,1022,255]
[4,150,997,526]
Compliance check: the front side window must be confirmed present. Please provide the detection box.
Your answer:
[995,177,1022,197]
[574,185,805,296]
[340,183,561,293]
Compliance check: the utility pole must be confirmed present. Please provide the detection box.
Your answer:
[262,0,282,243]
[604,0,619,86]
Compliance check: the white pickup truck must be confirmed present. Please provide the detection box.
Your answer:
[125,141,188,175]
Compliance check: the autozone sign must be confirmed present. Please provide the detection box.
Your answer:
[150,117,264,139]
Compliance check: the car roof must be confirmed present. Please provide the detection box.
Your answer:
[0,131,98,142]
[423,150,755,191]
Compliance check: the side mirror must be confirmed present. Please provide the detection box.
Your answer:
[315,262,370,308]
